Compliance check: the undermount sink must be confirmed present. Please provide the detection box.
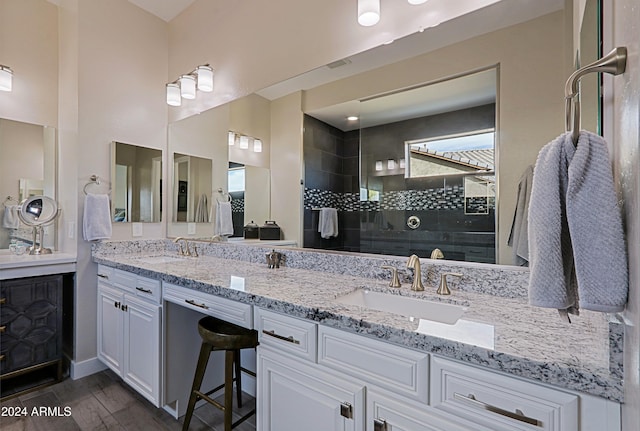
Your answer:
[134,255,188,264]
[336,289,467,325]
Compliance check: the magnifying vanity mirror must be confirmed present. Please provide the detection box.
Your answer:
[111,142,163,223]
[17,195,60,255]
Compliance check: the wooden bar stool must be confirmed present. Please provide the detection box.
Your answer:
[182,316,259,431]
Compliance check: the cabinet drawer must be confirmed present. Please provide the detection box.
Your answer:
[135,277,161,304]
[97,264,114,281]
[318,326,429,403]
[112,269,137,293]
[255,308,317,362]
[430,356,578,431]
[163,283,252,328]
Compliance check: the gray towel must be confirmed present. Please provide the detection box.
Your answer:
[83,193,112,241]
[508,165,533,266]
[214,201,233,236]
[318,208,338,239]
[528,131,628,313]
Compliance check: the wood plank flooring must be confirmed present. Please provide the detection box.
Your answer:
[0,370,256,431]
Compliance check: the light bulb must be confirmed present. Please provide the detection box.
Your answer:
[228,132,236,146]
[253,139,263,153]
[239,135,249,149]
[358,0,380,27]
[196,65,213,92]
[0,65,13,92]
[166,83,181,106]
[179,74,196,99]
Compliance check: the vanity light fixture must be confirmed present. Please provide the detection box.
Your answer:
[0,65,13,92]
[179,74,197,99]
[375,160,383,171]
[165,64,214,106]
[357,0,380,26]
[387,159,396,170]
[399,158,406,168]
[166,83,181,106]
[253,139,263,153]
[196,65,213,92]
[239,135,250,149]
[228,131,236,146]
[408,0,428,4]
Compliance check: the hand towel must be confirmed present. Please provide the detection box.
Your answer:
[318,207,338,239]
[2,205,20,229]
[195,194,209,223]
[528,131,628,313]
[83,193,112,241]
[507,165,533,266]
[214,201,234,236]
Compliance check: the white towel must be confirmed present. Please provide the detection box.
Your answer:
[2,205,20,229]
[507,165,533,266]
[214,201,234,236]
[195,194,209,223]
[528,131,628,313]
[83,193,112,241]
[318,208,338,239]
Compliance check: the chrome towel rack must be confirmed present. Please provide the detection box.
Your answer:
[216,188,232,203]
[565,46,627,145]
[83,174,111,195]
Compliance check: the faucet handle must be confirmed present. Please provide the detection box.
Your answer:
[437,272,463,295]
[381,265,401,288]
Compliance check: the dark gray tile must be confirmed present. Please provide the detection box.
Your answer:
[68,394,123,431]
[19,391,81,431]
[111,402,169,431]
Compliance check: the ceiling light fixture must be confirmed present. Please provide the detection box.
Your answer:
[357,0,380,27]
[408,0,428,4]
[0,65,13,92]
[165,64,214,106]
[347,116,359,121]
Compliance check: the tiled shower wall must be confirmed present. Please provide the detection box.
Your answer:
[303,104,497,262]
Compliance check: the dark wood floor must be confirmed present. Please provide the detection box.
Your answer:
[0,369,256,431]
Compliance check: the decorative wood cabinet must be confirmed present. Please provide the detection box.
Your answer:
[97,265,161,407]
[0,274,63,399]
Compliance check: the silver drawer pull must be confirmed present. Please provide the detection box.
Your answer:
[374,418,388,431]
[453,393,542,427]
[185,299,209,309]
[262,329,300,345]
[136,287,153,294]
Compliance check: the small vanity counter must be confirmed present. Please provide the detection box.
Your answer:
[0,250,76,280]
[92,250,622,402]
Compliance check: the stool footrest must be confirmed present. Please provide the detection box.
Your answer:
[194,390,226,411]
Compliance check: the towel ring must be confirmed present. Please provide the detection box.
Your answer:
[216,188,232,203]
[84,174,112,195]
[3,195,18,206]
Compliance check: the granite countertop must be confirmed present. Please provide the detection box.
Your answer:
[93,252,623,402]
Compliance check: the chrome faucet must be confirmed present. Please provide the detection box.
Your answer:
[406,254,425,291]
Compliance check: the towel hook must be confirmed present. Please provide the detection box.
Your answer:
[565,47,627,145]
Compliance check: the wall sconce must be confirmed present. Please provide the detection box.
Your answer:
[228,131,236,146]
[358,0,380,26]
[253,139,263,153]
[0,65,13,92]
[375,160,383,171]
[166,64,213,106]
[387,159,396,170]
[239,135,250,149]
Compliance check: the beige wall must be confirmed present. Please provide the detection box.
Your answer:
[229,93,271,169]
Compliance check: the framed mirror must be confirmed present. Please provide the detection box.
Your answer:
[172,152,213,223]
[0,118,57,250]
[111,142,162,223]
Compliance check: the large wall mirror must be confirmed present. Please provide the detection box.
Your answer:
[169,1,601,265]
[111,142,162,223]
[0,118,57,249]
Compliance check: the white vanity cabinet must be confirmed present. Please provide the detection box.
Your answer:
[259,347,365,431]
[96,265,162,407]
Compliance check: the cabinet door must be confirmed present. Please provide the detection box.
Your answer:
[123,294,161,407]
[368,389,491,431]
[258,348,364,431]
[97,284,124,374]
